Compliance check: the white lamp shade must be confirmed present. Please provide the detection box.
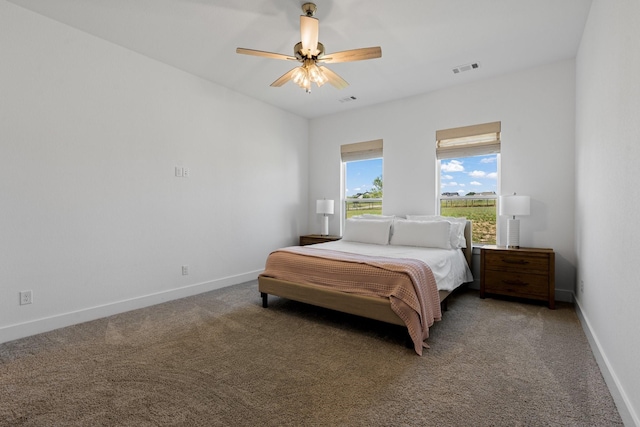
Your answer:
[499,195,530,216]
[316,199,334,215]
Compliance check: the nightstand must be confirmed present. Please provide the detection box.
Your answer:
[299,235,341,246]
[480,245,555,309]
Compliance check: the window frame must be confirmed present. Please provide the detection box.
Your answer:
[435,122,501,246]
[341,140,383,229]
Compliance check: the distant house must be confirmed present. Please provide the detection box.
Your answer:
[350,192,373,199]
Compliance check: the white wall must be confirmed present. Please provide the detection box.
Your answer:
[0,2,308,343]
[575,1,640,425]
[309,60,577,301]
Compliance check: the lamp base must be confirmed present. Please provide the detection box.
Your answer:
[506,218,520,248]
[321,215,329,236]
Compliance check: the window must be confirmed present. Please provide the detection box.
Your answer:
[341,140,383,219]
[436,122,501,245]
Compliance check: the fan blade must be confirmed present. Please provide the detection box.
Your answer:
[320,47,382,64]
[270,68,298,87]
[236,48,296,61]
[300,15,319,57]
[321,67,349,90]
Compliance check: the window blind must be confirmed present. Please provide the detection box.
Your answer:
[341,139,383,162]
[436,121,501,159]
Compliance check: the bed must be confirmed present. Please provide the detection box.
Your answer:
[258,215,473,355]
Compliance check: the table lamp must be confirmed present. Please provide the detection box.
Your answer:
[499,193,530,248]
[316,199,334,236]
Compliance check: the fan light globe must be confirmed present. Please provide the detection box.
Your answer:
[292,67,306,85]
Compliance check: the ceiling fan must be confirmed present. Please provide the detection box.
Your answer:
[236,2,382,93]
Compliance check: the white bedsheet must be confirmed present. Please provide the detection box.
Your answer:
[311,241,473,292]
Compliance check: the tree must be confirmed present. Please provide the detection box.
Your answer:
[370,175,383,198]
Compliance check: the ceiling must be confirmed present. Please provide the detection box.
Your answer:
[7,0,593,119]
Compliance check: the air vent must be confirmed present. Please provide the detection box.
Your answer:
[339,96,357,103]
[452,62,480,74]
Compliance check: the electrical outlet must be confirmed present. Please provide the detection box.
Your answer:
[175,166,183,177]
[580,280,584,294]
[20,290,33,305]
[182,265,189,275]
[183,168,190,178]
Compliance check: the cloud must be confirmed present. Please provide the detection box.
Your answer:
[442,174,453,180]
[470,181,482,186]
[441,160,464,172]
[469,170,486,178]
[486,172,498,179]
[442,181,458,187]
[481,157,497,164]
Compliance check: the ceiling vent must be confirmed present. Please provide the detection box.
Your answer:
[452,62,480,74]
[339,96,357,103]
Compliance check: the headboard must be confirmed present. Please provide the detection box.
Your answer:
[463,220,473,268]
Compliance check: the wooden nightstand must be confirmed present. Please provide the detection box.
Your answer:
[299,235,341,246]
[480,245,555,309]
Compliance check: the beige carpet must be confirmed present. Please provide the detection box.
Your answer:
[0,281,622,426]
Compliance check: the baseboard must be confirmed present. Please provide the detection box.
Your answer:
[0,270,262,345]
[468,283,574,303]
[555,288,574,303]
[574,295,639,427]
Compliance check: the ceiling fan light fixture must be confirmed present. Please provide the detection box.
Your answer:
[307,63,324,83]
[315,70,328,87]
[291,62,327,93]
[291,66,312,93]
[292,66,307,84]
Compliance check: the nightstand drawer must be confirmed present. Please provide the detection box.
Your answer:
[483,251,550,274]
[483,270,550,299]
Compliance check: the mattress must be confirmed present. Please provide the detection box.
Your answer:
[311,240,473,292]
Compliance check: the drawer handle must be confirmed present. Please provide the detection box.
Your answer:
[501,258,529,265]
[502,279,528,286]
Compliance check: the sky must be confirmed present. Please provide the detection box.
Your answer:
[345,154,498,197]
[345,158,382,197]
[440,154,498,195]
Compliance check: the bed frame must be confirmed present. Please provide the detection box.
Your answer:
[259,221,473,327]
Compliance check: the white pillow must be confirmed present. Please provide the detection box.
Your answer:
[390,219,452,249]
[406,215,467,248]
[342,218,392,245]
[353,214,395,220]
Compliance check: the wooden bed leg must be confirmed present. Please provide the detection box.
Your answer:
[261,292,268,308]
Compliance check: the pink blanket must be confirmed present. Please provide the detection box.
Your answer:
[261,246,442,355]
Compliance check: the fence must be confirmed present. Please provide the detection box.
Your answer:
[440,195,497,208]
[345,198,382,218]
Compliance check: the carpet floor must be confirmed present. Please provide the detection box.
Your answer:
[0,281,623,426]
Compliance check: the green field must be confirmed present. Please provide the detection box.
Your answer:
[441,206,496,245]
